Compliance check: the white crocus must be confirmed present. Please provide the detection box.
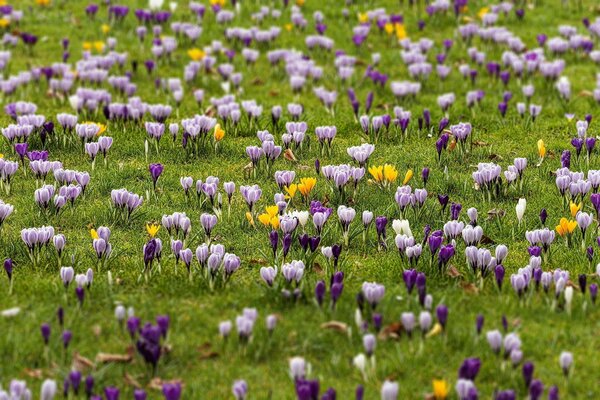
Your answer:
[149,0,164,10]
[516,198,526,224]
[392,219,412,237]
[353,353,367,378]
[565,286,573,314]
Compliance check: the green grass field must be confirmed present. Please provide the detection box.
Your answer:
[0,0,599,398]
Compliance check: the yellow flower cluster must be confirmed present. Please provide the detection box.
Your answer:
[556,217,577,236]
[83,41,106,53]
[258,206,279,229]
[298,177,316,198]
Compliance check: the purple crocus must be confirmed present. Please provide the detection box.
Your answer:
[162,382,182,400]
[149,163,164,189]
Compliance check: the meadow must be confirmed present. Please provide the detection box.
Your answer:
[0,0,599,398]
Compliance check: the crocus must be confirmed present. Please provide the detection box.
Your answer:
[149,163,164,190]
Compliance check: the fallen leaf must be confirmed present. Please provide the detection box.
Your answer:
[96,353,132,363]
[378,322,403,340]
[480,235,495,245]
[23,369,43,379]
[268,90,280,97]
[488,153,503,161]
[312,262,323,273]
[198,342,219,360]
[447,265,462,278]
[251,77,264,85]
[73,352,95,370]
[124,373,142,389]
[461,282,479,294]
[320,321,348,333]
[487,209,506,219]
[149,378,184,391]
[283,148,297,162]
[473,140,489,147]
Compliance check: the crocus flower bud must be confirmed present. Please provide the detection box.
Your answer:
[85,375,94,398]
[559,351,573,377]
[62,330,72,349]
[40,323,51,345]
[522,361,534,388]
[475,314,484,335]
[436,304,448,329]
[590,283,598,304]
[41,379,57,400]
[579,274,587,294]
[3,258,12,281]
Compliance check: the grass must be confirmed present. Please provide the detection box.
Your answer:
[0,0,599,398]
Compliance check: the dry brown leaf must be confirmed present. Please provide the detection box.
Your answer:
[149,378,184,391]
[96,353,132,363]
[487,209,506,219]
[378,322,403,340]
[198,342,219,360]
[312,262,323,273]
[283,148,297,162]
[461,282,479,294]
[124,373,142,389]
[488,154,503,161]
[73,352,95,370]
[23,368,43,379]
[473,140,489,147]
[251,77,264,85]
[320,321,348,333]
[480,235,495,245]
[447,265,462,278]
[269,90,280,97]
[205,107,216,117]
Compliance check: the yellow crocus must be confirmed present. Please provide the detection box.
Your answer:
[477,7,489,19]
[83,42,92,51]
[214,124,225,141]
[101,24,110,34]
[298,177,316,197]
[395,23,407,40]
[270,217,280,229]
[93,41,105,52]
[295,0,305,6]
[384,23,394,35]
[402,169,413,185]
[537,139,546,159]
[357,13,369,24]
[432,379,449,400]
[284,23,293,32]
[265,205,279,218]
[35,0,51,5]
[187,48,205,61]
[209,0,226,5]
[426,322,442,338]
[245,212,255,227]
[556,217,577,236]
[368,165,384,182]
[383,164,399,183]
[569,201,581,217]
[285,184,297,199]
[0,18,10,28]
[90,229,99,240]
[146,223,160,238]
[258,213,271,226]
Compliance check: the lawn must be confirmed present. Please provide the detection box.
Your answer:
[0,0,599,399]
